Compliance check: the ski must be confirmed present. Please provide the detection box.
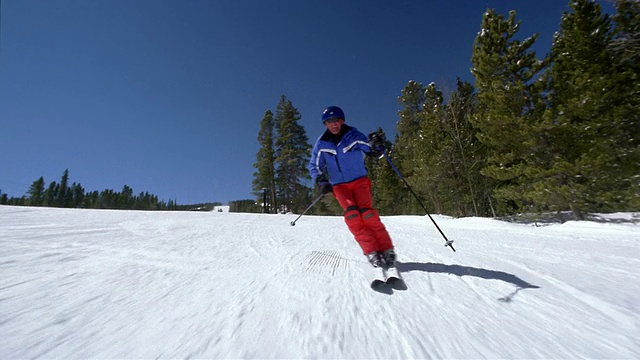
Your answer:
[384,266,407,290]
[370,266,392,294]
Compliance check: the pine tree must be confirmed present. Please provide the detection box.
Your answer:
[439,79,491,216]
[610,0,640,64]
[101,189,114,209]
[274,95,311,213]
[542,0,639,215]
[393,80,428,213]
[395,80,426,176]
[252,110,277,213]
[86,191,99,208]
[27,176,46,206]
[396,79,490,217]
[121,185,133,209]
[56,169,70,207]
[44,181,58,207]
[70,182,85,208]
[411,82,446,215]
[471,9,547,214]
[610,0,640,210]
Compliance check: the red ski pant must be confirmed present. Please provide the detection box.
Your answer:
[332,176,393,255]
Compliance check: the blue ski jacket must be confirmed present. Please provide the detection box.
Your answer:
[309,125,372,185]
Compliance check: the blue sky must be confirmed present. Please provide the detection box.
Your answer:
[0,0,615,205]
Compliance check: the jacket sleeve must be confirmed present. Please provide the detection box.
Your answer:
[352,128,372,153]
[308,140,324,183]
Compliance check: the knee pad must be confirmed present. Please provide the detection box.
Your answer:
[359,208,377,221]
[344,205,360,221]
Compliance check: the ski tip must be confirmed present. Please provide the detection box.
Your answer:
[386,277,408,291]
[371,280,393,295]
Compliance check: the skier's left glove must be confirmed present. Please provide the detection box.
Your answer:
[368,131,386,158]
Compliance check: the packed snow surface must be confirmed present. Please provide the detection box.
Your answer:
[1,205,639,359]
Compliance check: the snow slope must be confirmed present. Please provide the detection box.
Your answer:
[1,205,638,359]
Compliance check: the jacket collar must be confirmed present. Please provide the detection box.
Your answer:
[320,124,352,143]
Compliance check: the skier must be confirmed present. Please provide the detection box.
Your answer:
[308,106,396,269]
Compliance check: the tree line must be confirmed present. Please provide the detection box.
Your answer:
[2,1,636,217]
[1,169,221,211]
[252,0,639,219]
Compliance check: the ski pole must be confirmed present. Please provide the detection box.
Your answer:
[383,153,456,252]
[290,193,325,226]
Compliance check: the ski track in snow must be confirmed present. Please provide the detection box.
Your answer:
[0,206,639,359]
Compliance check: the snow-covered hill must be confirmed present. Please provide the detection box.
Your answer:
[1,205,638,358]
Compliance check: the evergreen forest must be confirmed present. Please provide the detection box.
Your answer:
[252,1,640,219]
[0,169,220,211]
[2,1,637,217]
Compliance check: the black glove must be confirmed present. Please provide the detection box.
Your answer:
[368,131,386,158]
[316,175,333,195]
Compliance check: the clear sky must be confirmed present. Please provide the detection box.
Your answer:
[0,0,615,205]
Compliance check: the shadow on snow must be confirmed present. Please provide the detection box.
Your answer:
[397,262,540,302]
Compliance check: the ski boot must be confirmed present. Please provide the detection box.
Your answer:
[380,248,396,268]
[366,251,382,268]
[380,248,405,290]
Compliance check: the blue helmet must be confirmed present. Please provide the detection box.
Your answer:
[321,106,345,123]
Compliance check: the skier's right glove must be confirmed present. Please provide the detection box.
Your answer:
[315,175,333,195]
